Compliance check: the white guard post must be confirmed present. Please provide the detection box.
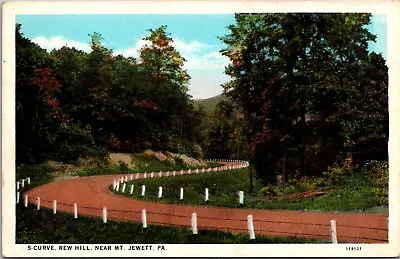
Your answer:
[330,219,338,244]
[158,186,163,199]
[102,207,107,223]
[142,209,147,228]
[73,203,78,218]
[247,215,255,240]
[53,200,57,214]
[16,192,20,204]
[239,191,244,205]
[191,213,198,234]
[141,185,146,196]
[180,188,184,200]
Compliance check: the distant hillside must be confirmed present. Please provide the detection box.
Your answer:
[194,94,226,116]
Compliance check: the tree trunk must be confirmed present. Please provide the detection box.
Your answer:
[299,144,306,177]
[299,113,306,177]
[282,147,287,183]
[248,163,254,193]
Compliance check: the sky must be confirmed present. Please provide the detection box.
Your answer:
[16,14,387,99]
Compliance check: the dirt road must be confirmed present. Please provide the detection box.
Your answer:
[24,161,388,243]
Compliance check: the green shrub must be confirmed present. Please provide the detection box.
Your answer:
[297,176,326,192]
[119,161,131,172]
[258,184,280,197]
[16,163,52,181]
[322,161,354,186]
[54,123,107,162]
[359,160,388,205]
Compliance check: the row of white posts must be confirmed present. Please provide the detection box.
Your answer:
[130,209,338,243]
[16,177,31,191]
[18,194,339,243]
[113,165,248,186]
[21,195,79,220]
[138,210,254,239]
[112,183,245,204]
[15,177,31,208]
[206,159,249,164]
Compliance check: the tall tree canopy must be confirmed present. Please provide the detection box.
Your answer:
[220,13,388,184]
[16,24,204,163]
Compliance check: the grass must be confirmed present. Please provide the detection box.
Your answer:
[16,163,54,190]
[113,167,388,212]
[16,204,319,244]
[251,173,386,212]
[113,168,255,208]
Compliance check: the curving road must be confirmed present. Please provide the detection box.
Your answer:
[23,161,388,243]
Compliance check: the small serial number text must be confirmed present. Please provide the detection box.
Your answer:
[346,246,362,251]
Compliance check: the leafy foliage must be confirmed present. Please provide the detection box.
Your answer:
[201,99,248,160]
[219,13,388,184]
[16,24,203,164]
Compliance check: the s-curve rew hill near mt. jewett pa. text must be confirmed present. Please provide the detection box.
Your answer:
[8,10,394,257]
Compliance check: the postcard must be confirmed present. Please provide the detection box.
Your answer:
[2,0,400,257]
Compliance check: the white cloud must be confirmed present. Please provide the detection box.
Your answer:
[172,38,209,55]
[184,51,229,70]
[115,37,231,99]
[114,37,216,66]
[188,68,230,99]
[114,38,150,58]
[32,36,91,53]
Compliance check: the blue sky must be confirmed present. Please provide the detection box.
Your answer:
[16,14,387,99]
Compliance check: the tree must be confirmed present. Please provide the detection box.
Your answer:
[140,25,190,91]
[16,25,105,163]
[16,23,49,162]
[203,99,248,160]
[220,13,388,184]
[70,32,116,145]
[48,46,86,116]
[138,25,198,151]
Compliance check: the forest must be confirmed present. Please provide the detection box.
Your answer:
[16,13,388,186]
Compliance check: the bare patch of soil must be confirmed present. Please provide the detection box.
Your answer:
[108,153,133,166]
[257,188,332,201]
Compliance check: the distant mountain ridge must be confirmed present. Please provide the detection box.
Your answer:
[194,94,226,116]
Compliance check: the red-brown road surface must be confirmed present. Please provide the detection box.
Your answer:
[24,161,388,243]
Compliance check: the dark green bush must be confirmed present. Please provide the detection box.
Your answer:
[54,123,107,162]
[16,163,52,181]
[359,160,388,205]
[118,161,131,172]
